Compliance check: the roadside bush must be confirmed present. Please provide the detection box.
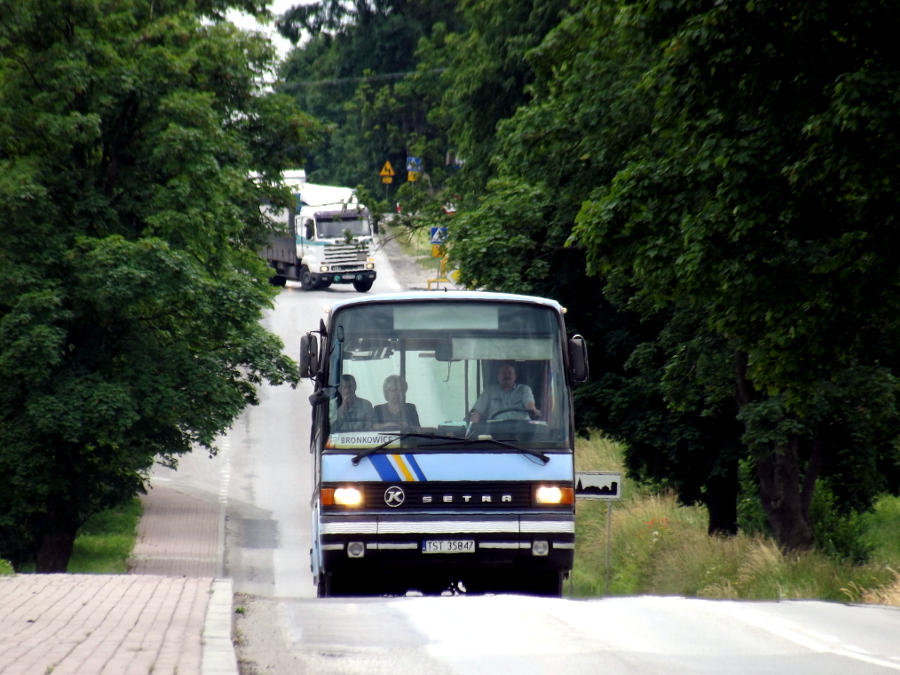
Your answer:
[573,433,900,604]
[810,483,873,564]
[862,495,900,565]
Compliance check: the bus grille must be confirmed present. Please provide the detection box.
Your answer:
[329,482,535,511]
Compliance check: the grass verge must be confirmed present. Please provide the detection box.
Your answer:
[385,221,442,274]
[571,432,900,605]
[66,497,143,573]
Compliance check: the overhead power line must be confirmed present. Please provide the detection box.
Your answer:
[279,68,446,90]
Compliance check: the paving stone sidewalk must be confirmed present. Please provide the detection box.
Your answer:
[0,486,236,675]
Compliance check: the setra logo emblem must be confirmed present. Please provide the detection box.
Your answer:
[384,486,405,507]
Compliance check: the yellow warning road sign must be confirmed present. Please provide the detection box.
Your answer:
[379,161,395,177]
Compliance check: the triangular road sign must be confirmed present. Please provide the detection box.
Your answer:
[379,161,395,177]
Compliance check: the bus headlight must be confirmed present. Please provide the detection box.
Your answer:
[535,486,574,505]
[319,265,329,272]
[334,487,363,506]
[321,487,364,507]
[365,262,375,270]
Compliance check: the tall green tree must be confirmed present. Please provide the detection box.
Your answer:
[435,0,570,200]
[446,0,749,534]
[573,0,900,551]
[0,0,322,570]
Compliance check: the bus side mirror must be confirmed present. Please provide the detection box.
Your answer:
[568,335,589,384]
[299,333,319,379]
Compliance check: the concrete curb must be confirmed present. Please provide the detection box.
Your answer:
[202,578,238,675]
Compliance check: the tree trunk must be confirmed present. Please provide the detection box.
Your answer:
[755,437,813,552]
[35,530,76,573]
[705,461,739,536]
[734,349,816,552]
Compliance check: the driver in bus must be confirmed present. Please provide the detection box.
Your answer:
[469,362,541,423]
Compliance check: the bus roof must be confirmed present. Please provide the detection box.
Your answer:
[325,291,565,318]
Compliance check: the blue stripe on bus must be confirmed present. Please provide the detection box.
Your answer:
[406,454,427,481]
[369,454,401,481]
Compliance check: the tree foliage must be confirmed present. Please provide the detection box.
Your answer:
[572,0,900,550]
[0,0,322,569]
[443,0,751,534]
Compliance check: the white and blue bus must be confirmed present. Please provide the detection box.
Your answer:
[300,291,589,596]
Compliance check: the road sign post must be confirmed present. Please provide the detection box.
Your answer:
[379,161,395,201]
[428,227,449,290]
[406,156,422,182]
[575,471,622,595]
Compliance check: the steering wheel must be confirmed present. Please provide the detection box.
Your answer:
[488,407,531,421]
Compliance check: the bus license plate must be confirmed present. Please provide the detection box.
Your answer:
[423,540,476,554]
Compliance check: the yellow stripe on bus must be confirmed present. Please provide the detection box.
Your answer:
[392,455,416,481]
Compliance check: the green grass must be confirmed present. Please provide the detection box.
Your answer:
[571,432,900,605]
[862,494,900,565]
[66,498,143,573]
[0,558,13,575]
[386,221,442,274]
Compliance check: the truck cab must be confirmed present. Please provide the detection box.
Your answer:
[261,172,377,292]
[296,201,377,292]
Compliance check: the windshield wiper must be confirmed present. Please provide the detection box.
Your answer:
[351,432,549,465]
[459,436,550,463]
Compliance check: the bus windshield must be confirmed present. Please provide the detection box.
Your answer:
[324,300,571,450]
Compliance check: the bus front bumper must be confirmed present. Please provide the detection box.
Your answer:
[318,513,574,574]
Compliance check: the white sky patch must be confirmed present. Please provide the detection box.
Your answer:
[227,0,312,62]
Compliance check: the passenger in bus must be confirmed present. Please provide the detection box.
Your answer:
[374,375,420,429]
[469,362,541,423]
[334,374,374,431]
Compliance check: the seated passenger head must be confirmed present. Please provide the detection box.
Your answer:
[383,375,408,402]
[341,374,357,395]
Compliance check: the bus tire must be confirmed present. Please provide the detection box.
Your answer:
[522,571,564,597]
[316,572,367,597]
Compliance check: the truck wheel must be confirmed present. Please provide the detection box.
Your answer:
[300,267,314,291]
[352,279,373,293]
[269,274,287,287]
[316,574,331,597]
